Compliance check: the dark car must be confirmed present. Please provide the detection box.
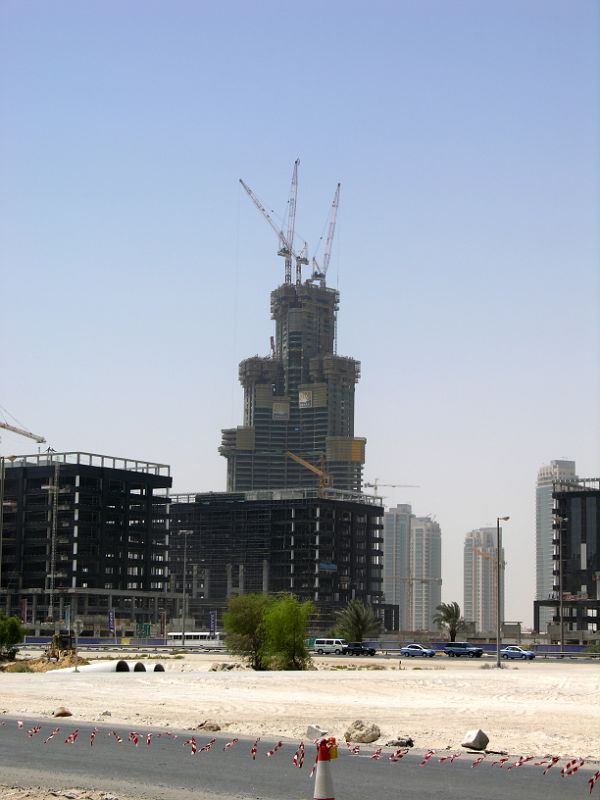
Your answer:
[399,643,436,658]
[345,642,377,656]
[443,641,484,658]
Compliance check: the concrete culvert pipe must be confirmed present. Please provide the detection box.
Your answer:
[49,659,131,674]
[130,662,146,672]
[152,663,165,672]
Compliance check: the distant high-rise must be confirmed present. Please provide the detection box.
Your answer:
[382,506,441,631]
[383,504,412,629]
[220,168,366,492]
[536,460,577,632]
[411,516,442,631]
[463,527,504,635]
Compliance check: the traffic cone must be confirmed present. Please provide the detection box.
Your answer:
[313,738,336,800]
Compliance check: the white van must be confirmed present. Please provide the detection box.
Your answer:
[313,638,347,655]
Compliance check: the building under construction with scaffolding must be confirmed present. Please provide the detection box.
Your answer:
[169,164,392,630]
[0,452,177,636]
[220,164,366,493]
[170,487,388,631]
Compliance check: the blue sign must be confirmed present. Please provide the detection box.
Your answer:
[208,610,217,635]
[108,609,115,634]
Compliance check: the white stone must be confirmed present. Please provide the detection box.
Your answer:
[461,728,489,750]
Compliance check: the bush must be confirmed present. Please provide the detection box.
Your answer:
[0,615,25,661]
[224,593,313,671]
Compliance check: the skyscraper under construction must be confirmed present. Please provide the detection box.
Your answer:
[220,164,366,492]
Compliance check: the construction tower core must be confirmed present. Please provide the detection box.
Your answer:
[220,280,366,492]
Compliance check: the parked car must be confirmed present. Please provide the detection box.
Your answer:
[345,642,377,656]
[313,638,347,655]
[399,643,436,658]
[443,641,484,658]
[500,645,535,660]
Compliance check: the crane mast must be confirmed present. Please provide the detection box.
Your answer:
[239,159,301,286]
[286,159,299,285]
[312,183,341,287]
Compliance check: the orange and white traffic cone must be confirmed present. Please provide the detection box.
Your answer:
[313,738,337,800]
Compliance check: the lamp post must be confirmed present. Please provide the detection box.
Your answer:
[496,516,509,668]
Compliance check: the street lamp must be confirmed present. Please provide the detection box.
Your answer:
[496,516,509,668]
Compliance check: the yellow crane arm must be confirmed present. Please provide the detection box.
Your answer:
[285,451,331,489]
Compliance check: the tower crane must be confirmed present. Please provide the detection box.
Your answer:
[312,183,341,287]
[364,479,420,496]
[285,451,331,491]
[0,421,46,444]
[239,159,301,286]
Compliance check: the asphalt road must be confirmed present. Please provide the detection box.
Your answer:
[0,718,595,800]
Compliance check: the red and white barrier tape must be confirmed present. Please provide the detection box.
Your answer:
[266,741,283,757]
[200,737,217,752]
[507,755,534,770]
[471,754,486,768]
[44,727,60,744]
[292,741,305,768]
[224,737,239,751]
[6,721,597,794]
[588,770,600,795]
[439,752,460,764]
[561,757,585,778]
[533,755,560,775]
[389,748,410,762]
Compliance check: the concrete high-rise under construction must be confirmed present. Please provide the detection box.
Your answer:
[220,164,366,492]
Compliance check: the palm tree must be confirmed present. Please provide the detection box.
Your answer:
[432,601,463,642]
[335,599,382,642]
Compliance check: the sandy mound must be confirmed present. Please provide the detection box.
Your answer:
[1,655,89,673]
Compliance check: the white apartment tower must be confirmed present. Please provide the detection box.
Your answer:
[411,516,442,631]
[536,459,577,632]
[383,504,412,629]
[464,527,505,635]
[383,506,442,631]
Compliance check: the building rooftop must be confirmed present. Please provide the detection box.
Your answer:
[170,487,382,506]
[3,451,170,477]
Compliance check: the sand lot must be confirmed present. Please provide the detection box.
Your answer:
[1,652,598,760]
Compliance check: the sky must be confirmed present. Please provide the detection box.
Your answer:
[1,0,598,626]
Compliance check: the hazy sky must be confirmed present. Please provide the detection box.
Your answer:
[1,1,598,625]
